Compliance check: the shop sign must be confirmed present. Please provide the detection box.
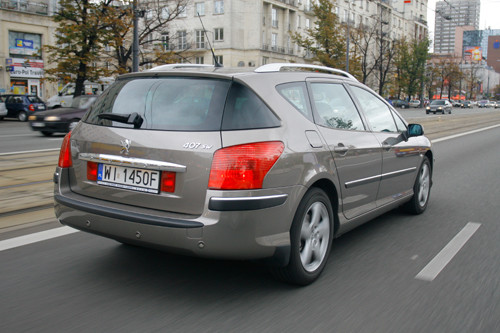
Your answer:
[7,58,44,78]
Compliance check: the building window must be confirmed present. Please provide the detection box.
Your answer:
[214,0,224,14]
[178,5,187,17]
[271,33,277,50]
[178,30,187,49]
[305,18,310,29]
[214,28,224,41]
[196,2,205,16]
[195,56,204,64]
[214,55,223,65]
[162,33,170,51]
[161,7,170,19]
[272,8,278,28]
[196,30,205,48]
[8,31,42,59]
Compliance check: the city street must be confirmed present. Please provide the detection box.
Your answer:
[1,108,500,332]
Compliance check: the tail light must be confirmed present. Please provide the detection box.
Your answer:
[58,132,72,168]
[29,104,35,112]
[161,172,176,193]
[208,141,284,190]
[87,161,98,181]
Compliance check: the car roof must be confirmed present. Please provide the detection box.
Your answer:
[118,63,358,83]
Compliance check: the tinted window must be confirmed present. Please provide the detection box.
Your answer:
[310,83,364,131]
[27,96,43,103]
[276,82,312,121]
[350,86,398,133]
[221,82,280,130]
[84,77,231,131]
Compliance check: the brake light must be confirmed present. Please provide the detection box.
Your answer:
[29,104,35,112]
[208,141,284,190]
[87,161,98,181]
[161,171,176,193]
[58,132,72,168]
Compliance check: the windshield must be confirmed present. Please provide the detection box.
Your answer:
[431,101,445,105]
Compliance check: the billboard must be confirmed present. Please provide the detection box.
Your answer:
[464,46,482,61]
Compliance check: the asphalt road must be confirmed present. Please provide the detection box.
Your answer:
[1,109,500,332]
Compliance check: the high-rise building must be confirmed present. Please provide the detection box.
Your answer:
[433,0,480,55]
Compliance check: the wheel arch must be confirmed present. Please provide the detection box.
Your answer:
[308,178,340,236]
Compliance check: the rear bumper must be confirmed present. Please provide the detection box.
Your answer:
[54,168,302,263]
[30,121,68,133]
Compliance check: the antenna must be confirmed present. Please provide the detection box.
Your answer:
[197,13,222,68]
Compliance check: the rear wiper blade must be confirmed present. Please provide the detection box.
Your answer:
[97,112,143,129]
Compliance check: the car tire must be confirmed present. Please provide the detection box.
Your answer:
[270,188,334,285]
[18,111,27,122]
[41,131,53,137]
[403,156,431,215]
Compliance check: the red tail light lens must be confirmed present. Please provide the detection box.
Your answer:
[87,161,98,181]
[58,132,72,168]
[161,171,176,193]
[208,141,284,190]
[29,104,35,112]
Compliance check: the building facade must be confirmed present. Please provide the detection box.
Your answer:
[0,0,59,98]
[433,0,480,55]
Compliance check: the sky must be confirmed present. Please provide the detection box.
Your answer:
[427,0,500,40]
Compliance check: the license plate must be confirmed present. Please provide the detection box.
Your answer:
[97,164,161,194]
[31,122,44,127]
[37,106,45,110]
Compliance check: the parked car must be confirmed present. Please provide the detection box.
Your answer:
[486,100,496,108]
[493,101,500,108]
[460,100,472,108]
[392,99,410,108]
[451,100,462,107]
[1,94,47,121]
[28,95,97,136]
[478,100,489,108]
[409,100,421,108]
[426,100,452,114]
[54,63,433,285]
[0,97,7,120]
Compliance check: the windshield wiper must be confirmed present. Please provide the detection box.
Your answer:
[97,112,143,129]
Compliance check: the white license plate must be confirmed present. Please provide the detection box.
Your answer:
[37,106,45,110]
[31,122,44,127]
[97,164,160,194]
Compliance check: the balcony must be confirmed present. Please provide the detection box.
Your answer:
[261,44,295,55]
[1,0,49,15]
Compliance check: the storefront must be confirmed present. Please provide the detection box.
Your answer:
[6,31,44,97]
[6,58,44,96]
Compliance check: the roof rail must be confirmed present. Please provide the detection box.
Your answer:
[255,63,357,81]
[148,64,215,72]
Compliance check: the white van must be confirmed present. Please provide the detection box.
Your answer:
[47,78,114,109]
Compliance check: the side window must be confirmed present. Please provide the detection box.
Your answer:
[222,82,280,130]
[276,82,312,121]
[350,86,398,133]
[310,83,365,131]
[392,110,407,133]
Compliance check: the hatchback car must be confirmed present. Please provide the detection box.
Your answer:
[409,100,421,108]
[29,95,97,136]
[426,100,452,114]
[54,63,433,285]
[2,94,47,121]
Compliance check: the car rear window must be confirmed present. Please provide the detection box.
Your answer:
[83,77,280,131]
[27,96,43,103]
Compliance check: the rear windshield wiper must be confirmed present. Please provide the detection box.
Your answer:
[97,112,143,129]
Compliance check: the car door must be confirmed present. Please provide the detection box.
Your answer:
[308,80,382,219]
[347,85,423,207]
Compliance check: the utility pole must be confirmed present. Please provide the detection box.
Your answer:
[132,0,139,72]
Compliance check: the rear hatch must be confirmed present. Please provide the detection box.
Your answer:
[27,96,47,111]
[69,75,231,216]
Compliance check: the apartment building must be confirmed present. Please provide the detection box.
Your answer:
[433,0,480,55]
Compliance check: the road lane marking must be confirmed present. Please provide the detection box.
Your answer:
[432,124,500,143]
[0,226,79,252]
[415,222,481,281]
[0,148,60,156]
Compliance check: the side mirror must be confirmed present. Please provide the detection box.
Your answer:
[408,123,424,137]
